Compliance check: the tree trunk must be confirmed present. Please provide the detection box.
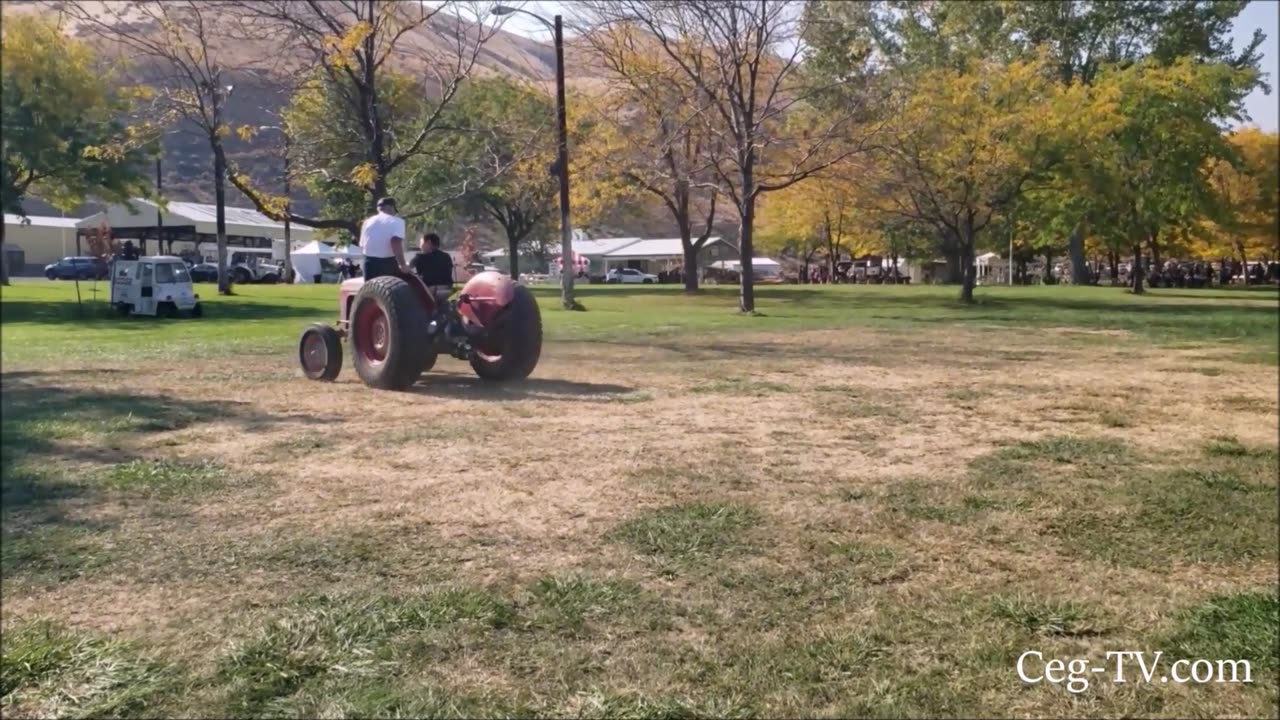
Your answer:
[0,219,8,286]
[1108,250,1119,285]
[1236,241,1248,286]
[1044,252,1055,284]
[214,145,231,295]
[1068,221,1090,284]
[944,252,962,284]
[738,195,756,313]
[507,234,520,280]
[959,233,977,303]
[1148,231,1161,275]
[682,241,700,292]
[1130,243,1144,294]
[943,230,963,284]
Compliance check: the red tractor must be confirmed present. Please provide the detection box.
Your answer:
[297,271,542,391]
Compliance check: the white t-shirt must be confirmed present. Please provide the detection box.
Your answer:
[359,211,406,258]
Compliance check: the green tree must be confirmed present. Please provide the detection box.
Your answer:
[224,1,501,236]
[870,55,1096,302]
[805,0,1270,284]
[1198,127,1280,275]
[66,0,282,294]
[1074,58,1255,293]
[0,14,153,285]
[440,77,562,280]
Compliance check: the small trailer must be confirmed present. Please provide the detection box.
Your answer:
[109,255,204,318]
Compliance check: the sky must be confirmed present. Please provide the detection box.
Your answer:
[493,0,1278,132]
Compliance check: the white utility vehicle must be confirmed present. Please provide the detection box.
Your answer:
[110,256,203,318]
[225,248,284,284]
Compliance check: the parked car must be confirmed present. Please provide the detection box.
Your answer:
[44,256,108,280]
[189,263,219,283]
[605,267,658,284]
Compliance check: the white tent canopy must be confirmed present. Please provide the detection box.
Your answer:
[290,240,344,283]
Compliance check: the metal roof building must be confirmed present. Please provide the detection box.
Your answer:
[75,198,315,258]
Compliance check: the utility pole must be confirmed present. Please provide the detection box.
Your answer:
[155,156,163,256]
[283,131,292,283]
[491,5,582,310]
[213,82,234,294]
[552,14,579,310]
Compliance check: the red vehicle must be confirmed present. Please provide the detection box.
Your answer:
[297,271,541,391]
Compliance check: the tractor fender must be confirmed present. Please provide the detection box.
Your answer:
[338,278,364,323]
[458,271,517,330]
[339,275,435,324]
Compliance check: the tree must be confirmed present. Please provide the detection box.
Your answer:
[1075,59,1254,294]
[224,0,503,235]
[444,77,560,280]
[757,168,867,280]
[805,0,1271,284]
[63,0,282,295]
[580,0,878,312]
[871,55,1097,302]
[575,20,723,291]
[1201,128,1280,276]
[0,13,153,285]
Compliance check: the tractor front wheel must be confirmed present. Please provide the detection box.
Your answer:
[470,285,542,381]
[299,323,342,381]
[350,276,430,391]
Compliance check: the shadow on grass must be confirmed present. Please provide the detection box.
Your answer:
[0,298,324,327]
[0,370,325,581]
[0,369,308,512]
[408,373,634,401]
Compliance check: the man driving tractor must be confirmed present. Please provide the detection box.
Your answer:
[411,232,454,304]
[359,197,410,281]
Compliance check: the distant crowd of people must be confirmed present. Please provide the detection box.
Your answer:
[1095,259,1280,288]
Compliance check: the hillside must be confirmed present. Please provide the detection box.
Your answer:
[7,1,731,249]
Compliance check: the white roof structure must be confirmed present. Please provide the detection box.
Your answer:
[5,214,80,229]
[76,199,315,241]
[601,237,726,259]
[711,257,780,269]
[575,237,643,256]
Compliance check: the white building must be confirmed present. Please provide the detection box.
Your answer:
[3,214,81,274]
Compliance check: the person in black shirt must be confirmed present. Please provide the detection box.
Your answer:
[410,232,454,302]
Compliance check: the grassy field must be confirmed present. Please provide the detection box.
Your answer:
[1,280,1277,718]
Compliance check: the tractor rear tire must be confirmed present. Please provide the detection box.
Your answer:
[350,276,430,391]
[299,323,342,381]
[470,285,542,382]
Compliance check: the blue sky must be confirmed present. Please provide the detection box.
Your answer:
[1233,0,1278,131]
[496,0,1277,131]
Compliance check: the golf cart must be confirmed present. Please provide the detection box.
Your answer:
[298,270,541,391]
[110,256,203,318]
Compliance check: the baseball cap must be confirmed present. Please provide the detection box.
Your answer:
[376,197,396,210]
